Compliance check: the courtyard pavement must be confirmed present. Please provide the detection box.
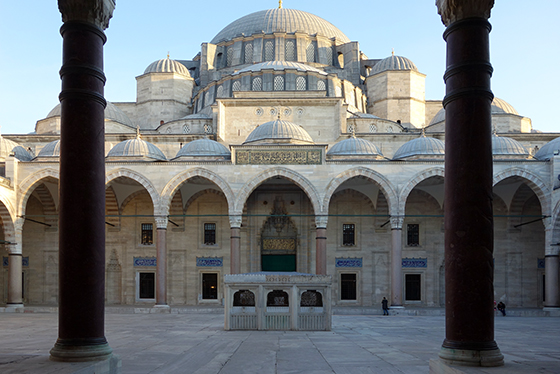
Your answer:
[0,310,559,373]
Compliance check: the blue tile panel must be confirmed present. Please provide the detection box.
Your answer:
[402,258,427,268]
[335,258,362,268]
[133,257,157,267]
[196,257,223,267]
[3,257,29,267]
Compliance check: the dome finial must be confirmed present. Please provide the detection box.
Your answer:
[167,51,170,59]
[391,48,394,56]
[136,126,141,139]
[279,0,282,9]
[493,126,497,136]
[421,126,426,137]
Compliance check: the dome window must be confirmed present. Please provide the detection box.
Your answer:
[317,80,326,91]
[274,76,285,91]
[265,41,275,61]
[216,85,224,98]
[337,52,344,68]
[296,76,306,90]
[285,40,295,61]
[226,47,234,66]
[232,80,241,92]
[326,46,333,66]
[252,77,262,91]
[369,124,377,133]
[244,42,253,64]
[182,125,190,134]
[306,42,315,63]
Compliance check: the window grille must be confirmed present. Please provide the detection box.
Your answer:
[226,47,234,66]
[306,42,315,62]
[265,41,274,61]
[285,40,295,61]
[232,80,241,92]
[252,77,262,91]
[407,224,420,246]
[274,76,285,91]
[317,80,326,91]
[340,273,357,300]
[216,85,223,98]
[202,273,218,299]
[204,223,216,245]
[296,76,306,90]
[369,124,377,133]
[204,91,211,106]
[141,223,153,245]
[244,43,253,64]
[342,224,355,246]
[203,124,212,134]
[326,46,333,65]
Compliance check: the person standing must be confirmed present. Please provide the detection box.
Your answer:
[382,297,389,315]
[497,302,506,316]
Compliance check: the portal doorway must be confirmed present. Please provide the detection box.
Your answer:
[261,196,297,272]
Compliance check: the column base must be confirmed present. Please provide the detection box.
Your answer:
[438,346,504,367]
[543,307,560,317]
[5,303,24,310]
[50,338,113,362]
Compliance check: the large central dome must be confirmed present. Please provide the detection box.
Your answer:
[211,8,350,44]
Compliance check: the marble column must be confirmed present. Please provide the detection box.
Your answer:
[7,227,23,307]
[50,0,115,362]
[315,216,328,275]
[155,216,169,307]
[230,215,242,274]
[390,217,403,307]
[544,225,560,308]
[436,0,503,367]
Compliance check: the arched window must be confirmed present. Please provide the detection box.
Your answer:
[244,43,253,64]
[182,124,190,134]
[300,290,323,307]
[317,80,326,91]
[296,76,306,91]
[233,290,255,306]
[252,76,262,91]
[326,46,333,65]
[226,47,234,66]
[285,40,295,61]
[274,76,285,91]
[306,42,315,63]
[216,85,223,98]
[232,80,241,92]
[267,290,289,306]
[265,40,274,61]
[337,52,344,68]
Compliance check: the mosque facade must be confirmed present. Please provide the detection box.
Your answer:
[2,6,560,310]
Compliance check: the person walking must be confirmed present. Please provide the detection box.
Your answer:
[382,297,389,315]
[497,301,506,316]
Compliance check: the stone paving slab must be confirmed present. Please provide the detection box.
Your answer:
[0,313,558,373]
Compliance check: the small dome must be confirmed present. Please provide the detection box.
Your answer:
[107,136,166,161]
[370,55,418,75]
[233,61,327,76]
[429,98,519,126]
[210,8,350,44]
[535,137,560,161]
[349,112,380,119]
[144,58,191,77]
[393,134,445,160]
[11,146,33,161]
[0,136,21,159]
[180,113,212,120]
[36,140,61,158]
[244,119,314,144]
[46,102,135,128]
[492,134,529,157]
[328,136,383,157]
[176,138,231,158]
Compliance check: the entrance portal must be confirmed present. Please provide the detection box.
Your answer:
[260,197,297,272]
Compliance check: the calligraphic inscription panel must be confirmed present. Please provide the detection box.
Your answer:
[236,150,322,165]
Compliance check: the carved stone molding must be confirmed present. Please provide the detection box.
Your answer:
[315,215,328,229]
[436,0,494,26]
[58,0,115,30]
[229,215,242,228]
[154,216,168,229]
[390,216,404,230]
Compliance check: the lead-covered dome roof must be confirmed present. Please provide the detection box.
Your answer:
[233,61,327,76]
[244,118,314,145]
[144,58,191,77]
[0,136,22,159]
[535,136,560,161]
[46,102,135,129]
[211,8,350,44]
[492,134,529,157]
[36,140,61,158]
[429,97,519,126]
[107,134,167,161]
[328,136,383,157]
[392,134,445,160]
[370,54,418,75]
[175,138,231,158]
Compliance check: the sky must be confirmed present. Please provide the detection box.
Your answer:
[0,1,558,135]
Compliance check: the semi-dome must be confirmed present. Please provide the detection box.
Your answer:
[244,118,314,144]
[11,146,33,161]
[327,136,383,157]
[46,102,135,128]
[392,134,445,160]
[233,61,328,76]
[175,138,231,158]
[36,140,61,158]
[107,133,166,161]
[0,136,22,159]
[429,97,519,126]
[211,8,350,44]
[535,136,560,161]
[144,58,191,77]
[370,54,418,75]
[492,134,529,157]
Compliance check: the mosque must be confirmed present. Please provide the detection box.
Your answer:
[2,4,560,311]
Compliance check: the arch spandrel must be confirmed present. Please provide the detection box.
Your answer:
[233,167,321,216]
[105,168,161,212]
[398,167,445,217]
[161,167,235,216]
[493,168,551,217]
[322,167,398,217]
[18,168,60,218]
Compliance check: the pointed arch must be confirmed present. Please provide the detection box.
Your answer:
[18,168,60,218]
[105,168,160,214]
[493,168,550,216]
[323,167,397,216]
[234,167,321,215]
[161,167,234,216]
[398,167,445,217]
[105,186,120,228]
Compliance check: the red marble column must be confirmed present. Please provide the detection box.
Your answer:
[155,217,168,307]
[50,0,115,362]
[315,216,328,275]
[390,217,403,307]
[437,0,503,367]
[230,215,242,274]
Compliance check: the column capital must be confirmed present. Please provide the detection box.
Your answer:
[390,216,404,230]
[315,215,328,229]
[229,215,242,229]
[154,216,168,230]
[436,0,494,26]
[58,0,115,30]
